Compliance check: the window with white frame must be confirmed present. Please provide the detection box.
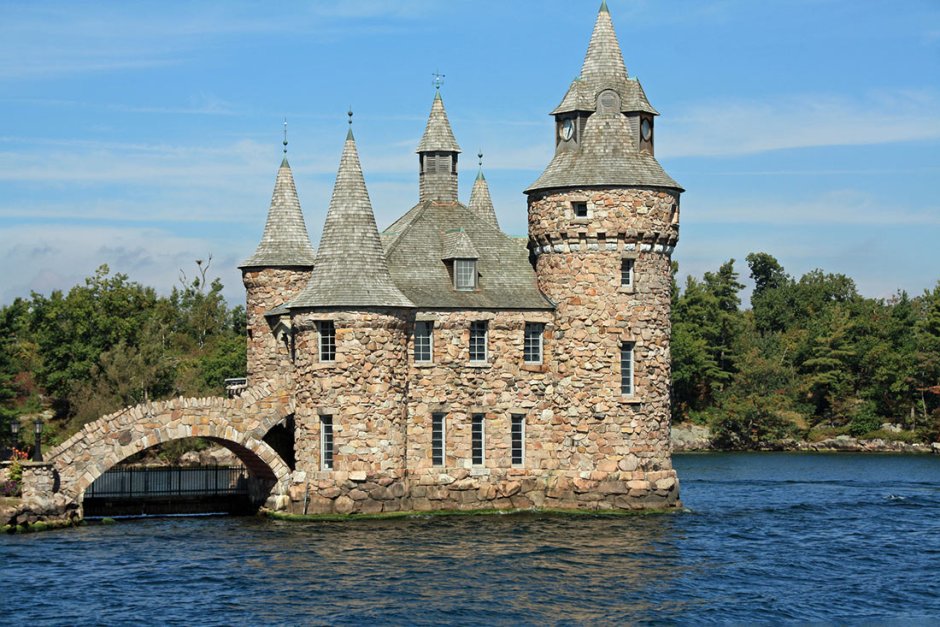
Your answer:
[621,342,634,396]
[320,415,334,470]
[454,259,477,291]
[469,321,488,362]
[471,413,485,465]
[432,412,445,466]
[621,258,634,287]
[524,322,544,364]
[414,321,433,363]
[317,321,336,362]
[511,414,525,466]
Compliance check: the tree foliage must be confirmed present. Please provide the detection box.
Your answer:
[673,253,940,446]
[0,262,246,446]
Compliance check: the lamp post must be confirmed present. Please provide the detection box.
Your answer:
[8,420,18,460]
[33,419,43,462]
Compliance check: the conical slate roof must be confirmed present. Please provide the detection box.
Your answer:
[527,109,681,193]
[288,129,413,309]
[416,91,461,153]
[468,168,499,228]
[240,157,317,269]
[551,3,657,116]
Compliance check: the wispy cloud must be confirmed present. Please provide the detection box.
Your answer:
[659,90,940,158]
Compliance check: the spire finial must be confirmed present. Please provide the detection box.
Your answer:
[432,69,445,91]
[600,0,609,13]
[283,118,288,154]
[347,108,353,126]
[478,150,483,168]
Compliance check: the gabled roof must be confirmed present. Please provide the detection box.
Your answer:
[416,91,461,153]
[240,157,317,269]
[550,3,658,116]
[382,201,552,310]
[468,168,499,228]
[527,109,682,193]
[441,228,479,260]
[288,129,413,309]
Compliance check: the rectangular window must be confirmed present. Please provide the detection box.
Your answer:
[511,414,525,466]
[432,412,445,466]
[317,321,336,362]
[320,415,334,470]
[572,201,588,218]
[469,321,488,362]
[621,258,634,287]
[414,321,433,363]
[471,413,485,465]
[621,342,634,396]
[455,259,477,291]
[523,322,544,364]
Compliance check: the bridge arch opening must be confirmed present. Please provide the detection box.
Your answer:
[81,435,289,518]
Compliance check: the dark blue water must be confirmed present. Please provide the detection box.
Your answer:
[3,453,939,624]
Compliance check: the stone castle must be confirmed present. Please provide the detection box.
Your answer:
[240,2,683,515]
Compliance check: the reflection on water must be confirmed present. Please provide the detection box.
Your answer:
[2,453,939,624]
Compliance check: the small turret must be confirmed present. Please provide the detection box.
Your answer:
[240,125,317,383]
[416,88,461,203]
[468,152,498,229]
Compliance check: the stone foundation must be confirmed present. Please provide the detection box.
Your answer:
[283,468,680,515]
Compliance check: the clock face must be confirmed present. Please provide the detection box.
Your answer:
[559,119,575,141]
[640,118,652,141]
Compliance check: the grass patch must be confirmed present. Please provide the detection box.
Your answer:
[857,429,922,444]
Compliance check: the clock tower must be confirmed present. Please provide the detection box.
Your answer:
[526,0,683,505]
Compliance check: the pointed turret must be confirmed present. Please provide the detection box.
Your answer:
[417,89,461,203]
[289,126,412,309]
[468,154,498,228]
[240,155,317,269]
[529,1,680,193]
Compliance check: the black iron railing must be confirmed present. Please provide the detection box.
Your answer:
[85,466,248,499]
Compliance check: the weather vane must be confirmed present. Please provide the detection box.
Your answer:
[283,118,288,154]
[432,70,445,91]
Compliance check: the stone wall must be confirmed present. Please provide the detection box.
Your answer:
[243,267,311,386]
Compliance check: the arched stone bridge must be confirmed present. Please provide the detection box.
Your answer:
[45,378,294,509]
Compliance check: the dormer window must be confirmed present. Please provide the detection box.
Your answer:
[455,259,477,291]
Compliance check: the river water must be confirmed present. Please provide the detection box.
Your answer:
[2,453,939,624]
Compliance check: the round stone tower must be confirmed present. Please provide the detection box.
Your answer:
[285,124,415,513]
[526,2,682,505]
[240,139,317,386]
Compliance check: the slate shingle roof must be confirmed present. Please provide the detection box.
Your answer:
[416,91,461,153]
[288,130,413,309]
[529,2,681,193]
[382,201,552,310]
[468,169,499,228]
[527,110,681,192]
[551,4,657,116]
[240,157,317,269]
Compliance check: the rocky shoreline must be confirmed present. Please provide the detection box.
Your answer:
[671,423,940,454]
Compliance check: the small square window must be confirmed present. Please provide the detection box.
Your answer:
[414,321,433,363]
[572,201,589,219]
[621,259,634,287]
[455,259,477,291]
[524,322,544,364]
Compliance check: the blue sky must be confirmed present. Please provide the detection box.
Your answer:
[1,0,938,307]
